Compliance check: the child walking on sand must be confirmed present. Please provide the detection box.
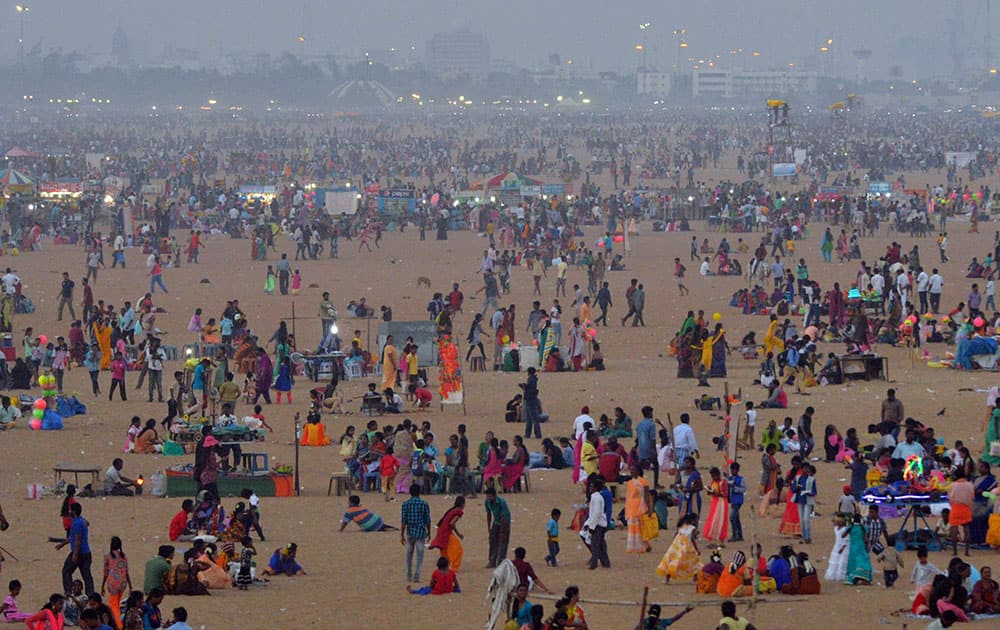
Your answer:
[381,447,400,501]
[544,508,561,567]
[109,351,127,401]
[264,266,275,295]
[291,270,302,296]
[237,536,255,590]
[273,356,292,403]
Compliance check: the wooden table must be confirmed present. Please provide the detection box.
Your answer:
[53,464,101,488]
[839,354,889,381]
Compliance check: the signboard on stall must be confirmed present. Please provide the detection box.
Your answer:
[772,163,796,177]
[944,151,975,168]
[377,189,416,216]
[520,185,541,197]
[317,187,358,215]
[868,181,891,195]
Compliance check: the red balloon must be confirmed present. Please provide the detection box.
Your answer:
[33,398,46,410]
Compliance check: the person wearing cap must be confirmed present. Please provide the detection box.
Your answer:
[637,603,693,629]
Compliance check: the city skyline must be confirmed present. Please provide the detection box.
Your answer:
[1,0,997,81]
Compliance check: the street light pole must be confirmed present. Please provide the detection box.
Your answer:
[16,5,29,76]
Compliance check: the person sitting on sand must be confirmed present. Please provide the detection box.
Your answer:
[339,495,398,532]
[261,543,306,576]
[300,404,331,446]
[406,556,459,595]
[133,419,163,454]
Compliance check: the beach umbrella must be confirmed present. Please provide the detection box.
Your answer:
[0,169,33,193]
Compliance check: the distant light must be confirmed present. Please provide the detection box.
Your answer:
[207,99,217,105]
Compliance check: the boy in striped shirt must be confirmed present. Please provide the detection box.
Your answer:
[340,495,398,532]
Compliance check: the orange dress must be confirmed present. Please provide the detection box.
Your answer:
[301,422,330,446]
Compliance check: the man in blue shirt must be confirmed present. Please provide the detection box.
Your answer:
[400,484,431,583]
[727,462,746,542]
[635,405,659,488]
[58,502,94,595]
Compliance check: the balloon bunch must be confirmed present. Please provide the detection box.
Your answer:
[30,397,46,430]
[38,373,58,399]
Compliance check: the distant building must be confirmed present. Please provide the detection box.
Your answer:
[637,71,671,98]
[693,68,818,99]
[425,30,490,79]
[111,24,131,67]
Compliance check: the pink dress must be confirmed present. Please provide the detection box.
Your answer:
[482,448,503,489]
[2,595,31,621]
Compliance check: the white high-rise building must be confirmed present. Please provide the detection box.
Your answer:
[425,30,491,79]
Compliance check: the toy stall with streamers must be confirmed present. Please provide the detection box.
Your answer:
[438,335,465,415]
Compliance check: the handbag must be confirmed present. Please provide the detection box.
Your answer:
[640,512,659,541]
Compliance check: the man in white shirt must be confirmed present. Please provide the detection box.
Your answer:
[891,428,926,461]
[673,413,699,463]
[871,271,886,314]
[916,267,929,314]
[584,477,610,569]
[146,338,166,403]
[1,268,19,295]
[699,258,713,276]
[573,406,595,439]
[928,268,944,313]
[894,270,910,316]
[112,233,126,268]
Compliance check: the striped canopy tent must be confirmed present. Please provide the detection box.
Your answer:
[3,146,40,159]
[471,172,544,191]
[0,168,34,194]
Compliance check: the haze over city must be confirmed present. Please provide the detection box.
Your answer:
[1,0,997,80]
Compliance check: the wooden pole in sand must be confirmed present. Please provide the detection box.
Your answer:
[637,586,648,628]
[293,412,301,496]
[749,494,759,618]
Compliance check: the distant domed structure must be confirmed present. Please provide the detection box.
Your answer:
[328,80,396,108]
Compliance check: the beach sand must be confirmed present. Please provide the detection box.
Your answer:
[0,169,995,629]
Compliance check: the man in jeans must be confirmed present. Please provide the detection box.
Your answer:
[727,462,746,542]
[485,487,511,568]
[400,484,430,583]
[521,367,542,439]
[146,338,166,403]
[277,253,292,295]
[57,272,76,321]
[57,502,94,595]
[635,406,658,488]
[584,477,610,569]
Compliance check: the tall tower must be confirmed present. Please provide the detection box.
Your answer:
[851,49,872,86]
[111,24,131,67]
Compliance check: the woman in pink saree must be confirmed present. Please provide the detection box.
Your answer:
[502,436,529,491]
[482,438,503,492]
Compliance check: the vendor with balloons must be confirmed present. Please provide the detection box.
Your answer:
[28,373,64,430]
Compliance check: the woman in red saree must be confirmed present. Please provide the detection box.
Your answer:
[428,496,465,572]
[778,458,803,537]
[501,436,529,492]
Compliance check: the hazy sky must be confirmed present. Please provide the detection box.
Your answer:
[2,0,994,79]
